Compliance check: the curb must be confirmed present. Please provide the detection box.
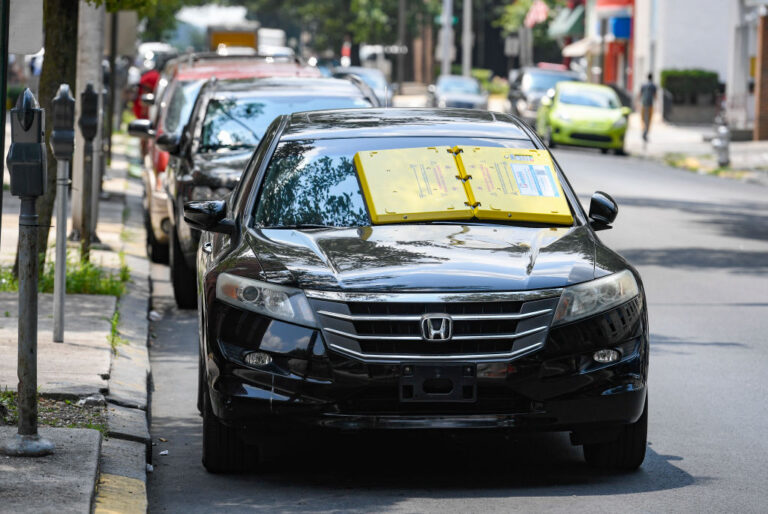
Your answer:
[94,144,152,513]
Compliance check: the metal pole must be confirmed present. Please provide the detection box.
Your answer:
[1,89,54,457]
[441,0,453,76]
[462,0,472,77]
[79,83,98,263]
[0,0,10,247]
[53,160,68,341]
[51,84,75,343]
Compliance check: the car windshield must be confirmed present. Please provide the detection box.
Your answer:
[437,77,481,95]
[199,95,373,152]
[253,136,537,228]
[559,88,620,109]
[162,80,203,135]
[521,72,577,93]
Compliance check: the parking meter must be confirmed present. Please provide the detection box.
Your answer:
[7,88,46,198]
[0,88,55,456]
[51,84,75,343]
[78,83,99,262]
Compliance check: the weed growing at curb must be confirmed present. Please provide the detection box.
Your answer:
[107,310,128,354]
[1,388,107,434]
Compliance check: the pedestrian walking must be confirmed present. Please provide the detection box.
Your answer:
[639,73,657,142]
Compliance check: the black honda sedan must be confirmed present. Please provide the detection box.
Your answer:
[185,108,648,473]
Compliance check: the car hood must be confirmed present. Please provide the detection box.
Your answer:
[438,92,487,105]
[191,148,254,188]
[246,224,596,292]
[555,104,623,125]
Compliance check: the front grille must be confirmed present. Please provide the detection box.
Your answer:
[308,291,561,361]
[571,132,611,142]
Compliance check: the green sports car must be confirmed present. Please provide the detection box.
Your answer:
[536,82,631,154]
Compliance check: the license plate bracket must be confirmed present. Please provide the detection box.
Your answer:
[399,363,477,403]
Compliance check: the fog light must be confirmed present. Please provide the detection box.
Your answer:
[593,349,620,363]
[244,351,272,366]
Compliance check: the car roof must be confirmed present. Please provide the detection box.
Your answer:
[557,81,616,94]
[522,67,579,76]
[175,60,321,81]
[208,77,372,97]
[282,108,532,141]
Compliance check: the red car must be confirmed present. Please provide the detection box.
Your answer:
[130,54,321,262]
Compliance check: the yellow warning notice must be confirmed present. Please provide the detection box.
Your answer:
[354,146,574,225]
[459,147,573,224]
[353,147,473,224]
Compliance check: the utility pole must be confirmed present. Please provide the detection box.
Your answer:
[441,0,453,76]
[71,0,104,240]
[1,89,55,457]
[462,0,472,77]
[397,0,406,92]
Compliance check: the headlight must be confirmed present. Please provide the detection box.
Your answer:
[191,186,213,201]
[516,99,528,113]
[216,273,317,327]
[613,116,627,128]
[552,270,639,326]
[555,111,571,122]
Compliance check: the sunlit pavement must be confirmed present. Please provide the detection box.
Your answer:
[147,149,768,512]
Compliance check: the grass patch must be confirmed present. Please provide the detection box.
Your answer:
[0,254,130,297]
[1,388,107,435]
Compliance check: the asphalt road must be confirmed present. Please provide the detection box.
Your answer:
[148,148,768,512]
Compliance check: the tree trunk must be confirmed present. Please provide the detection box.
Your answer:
[24,0,79,272]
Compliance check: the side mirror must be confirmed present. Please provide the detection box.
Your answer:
[427,84,436,94]
[127,119,155,139]
[183,200,235,235]
[140,93,155,106]
[156,132,181,154]
[589,191,618,230]
[621,106,632,116]
[540,96,552,107]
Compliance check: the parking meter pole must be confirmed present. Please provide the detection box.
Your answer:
[0,89,55,457]
[78,84,99,263]
[51,84,76,343]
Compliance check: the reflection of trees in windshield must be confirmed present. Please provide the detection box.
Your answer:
[201,98,265,151]
[254,141,369,227]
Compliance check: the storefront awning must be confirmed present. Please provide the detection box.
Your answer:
[562,36,602,58]
[548,5,585,39]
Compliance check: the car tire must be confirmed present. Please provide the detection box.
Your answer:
[145,212,169,264]
[583,396,648,471]
[202,389,253,473]
[197,352,204,414]
[601,148,609,154]
[170,227,197,310]
[614,147,626,156]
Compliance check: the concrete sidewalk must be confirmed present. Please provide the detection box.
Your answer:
[0,133,152,512]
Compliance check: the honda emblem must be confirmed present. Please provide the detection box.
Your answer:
[420,314,453,341]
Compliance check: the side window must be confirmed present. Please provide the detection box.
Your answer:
[232,117,283,218]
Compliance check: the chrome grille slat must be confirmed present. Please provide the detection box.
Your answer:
[317,308,552,323]
[327,341,545,362]
[324,325,548,342]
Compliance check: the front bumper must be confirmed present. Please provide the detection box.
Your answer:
[551,121,626,149]
[205,298,648,434]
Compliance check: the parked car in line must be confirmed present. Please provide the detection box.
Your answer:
[185,107,649,474]
[536,81,631,154]
[332,66,393,106]
[162,77,379,309]
[128,54,321,263]
[427,75,488,109]
[508,67,581,126]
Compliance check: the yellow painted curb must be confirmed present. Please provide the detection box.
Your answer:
[93,473,147,514]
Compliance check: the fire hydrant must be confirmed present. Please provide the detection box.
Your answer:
[711,123,731,168]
